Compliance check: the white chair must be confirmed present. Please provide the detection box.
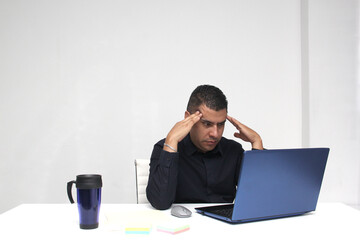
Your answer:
[134,159,150,204]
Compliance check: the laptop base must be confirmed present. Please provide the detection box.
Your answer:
[196,205,310,223]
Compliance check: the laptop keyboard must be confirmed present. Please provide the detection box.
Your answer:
[206,206,234,219]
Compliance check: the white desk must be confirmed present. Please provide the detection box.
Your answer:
[0,203,359,239]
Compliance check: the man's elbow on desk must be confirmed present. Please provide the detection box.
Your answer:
[146,188,173,210]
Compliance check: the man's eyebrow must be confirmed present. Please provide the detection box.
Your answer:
[200,118,226,125]
[219,120,227,124]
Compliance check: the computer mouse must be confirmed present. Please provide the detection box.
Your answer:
[171,205,192,218]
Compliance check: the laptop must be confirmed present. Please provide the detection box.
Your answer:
[195,148,330,223]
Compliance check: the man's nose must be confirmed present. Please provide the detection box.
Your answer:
[209,125,219,138]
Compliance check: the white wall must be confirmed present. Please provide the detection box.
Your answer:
[0,0,358,213]
[306,0,360,206]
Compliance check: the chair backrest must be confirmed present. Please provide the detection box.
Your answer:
[134,159,150,204]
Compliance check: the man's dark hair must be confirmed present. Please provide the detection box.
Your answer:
[186,85,228,113]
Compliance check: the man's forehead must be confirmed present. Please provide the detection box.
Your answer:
[198,105,227,123]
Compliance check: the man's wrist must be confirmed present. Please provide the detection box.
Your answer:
[164,143,177,152]
[163,139,178,152]
[251,138,263,150]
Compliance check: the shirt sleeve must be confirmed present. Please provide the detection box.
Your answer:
[146,140,179,210]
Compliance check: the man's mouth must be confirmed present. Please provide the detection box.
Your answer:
[204,140,218,145]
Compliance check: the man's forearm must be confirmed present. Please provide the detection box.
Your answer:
[146,146,179,210]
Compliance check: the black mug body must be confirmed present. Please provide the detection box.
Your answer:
[67,174,102,229]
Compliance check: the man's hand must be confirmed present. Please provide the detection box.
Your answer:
[227,115,263,150]
[164,111,202,152]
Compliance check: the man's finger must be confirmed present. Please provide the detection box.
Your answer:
[182,111,202,128]
[227,115,241,130]
[188,111,202,122]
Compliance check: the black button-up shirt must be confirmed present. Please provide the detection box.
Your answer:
[146,134,244,210]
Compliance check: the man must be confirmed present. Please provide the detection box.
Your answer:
[146,85,263,210]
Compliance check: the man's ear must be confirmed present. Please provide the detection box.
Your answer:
[184,111,190,119]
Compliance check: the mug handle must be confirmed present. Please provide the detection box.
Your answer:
[67,180,76,204]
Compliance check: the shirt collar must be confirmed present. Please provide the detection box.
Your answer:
[183,134,223,156]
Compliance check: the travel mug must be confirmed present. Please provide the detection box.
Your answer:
[67,174,102,229]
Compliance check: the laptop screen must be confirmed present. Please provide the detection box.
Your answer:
[232,148,329,220]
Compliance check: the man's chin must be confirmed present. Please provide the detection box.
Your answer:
[200,142,217,152]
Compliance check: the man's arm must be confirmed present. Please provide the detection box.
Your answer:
[227,115,264,150]
[162,111,202,152]
[146,141,179,210]
[146,111,202,210]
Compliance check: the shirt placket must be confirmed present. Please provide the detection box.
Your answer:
[202,155,215,201]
